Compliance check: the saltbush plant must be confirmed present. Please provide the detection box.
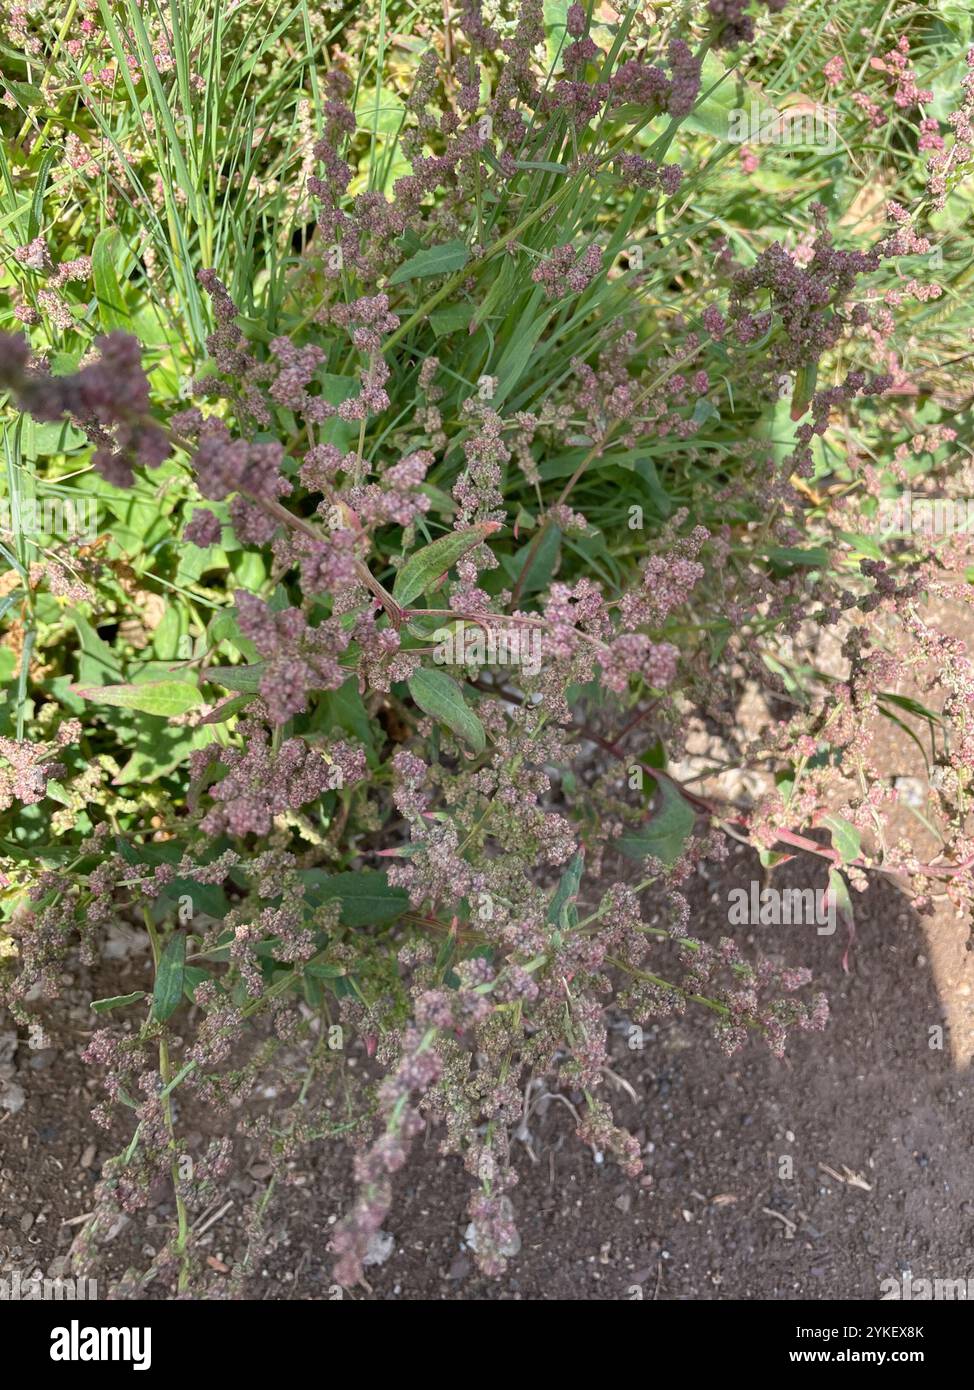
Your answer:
[1,0,972,1292]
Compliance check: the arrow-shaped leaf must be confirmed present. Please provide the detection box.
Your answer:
[388,238,470,285]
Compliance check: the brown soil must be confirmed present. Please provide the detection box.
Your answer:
[2,843,972,1302]
[4,597,972,1301]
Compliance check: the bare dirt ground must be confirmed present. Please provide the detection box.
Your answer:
[3,596,972,1301]
[2,845,972,1302]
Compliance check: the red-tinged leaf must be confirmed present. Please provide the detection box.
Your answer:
[827,868,856,974]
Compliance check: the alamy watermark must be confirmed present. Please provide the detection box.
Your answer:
[876,492,974,538]
[0,495,98,545]
[728,881,836,935]
[880,1272,973,1300]
[433,622,542,678]
[50,1319,151,1370]
[0,1268,97,1300]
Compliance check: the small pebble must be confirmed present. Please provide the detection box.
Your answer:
[0,1082,26,1115]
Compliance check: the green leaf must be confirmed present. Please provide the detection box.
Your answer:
[430,302,475,337]
[70,613,123,686]
[827,867,855,965]
[434,931,457,982]
[28,146,57,242]
[152,932,186,1022]
[492,303,555,407]
[71,680,203,717]
[90,991,146,1014]
[878,692,940,723]
[113,722,210,785]
[791,360,820,421]
[183,966,212,1002]
[205,662,266,693]
[200,692,254,725]
[43,779,72,807]
[392,524,497,606]
[836,530,884,561]
[207,606,258,660]
[407,667,486,754]
[355,85,406,135]
[619,780,695,866]
[543,0,569,71]
[633,456,675,517]
[318,677,375,754]
[317,374,360,451]
[757,848,794,870]
[766,546,830,569]
[5,79,46,108]
[546,850,584,931]
[822,814,861,865]
[642,739,667,769]
[18,417,87,459]
[470,255,516,332]
[511,523,561,596]
[305,960,348,979]
[300,869,409,927]
[388,239,470,286]
[92,228,134,333]
[114,839,230,918]
[679,53,774,142]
